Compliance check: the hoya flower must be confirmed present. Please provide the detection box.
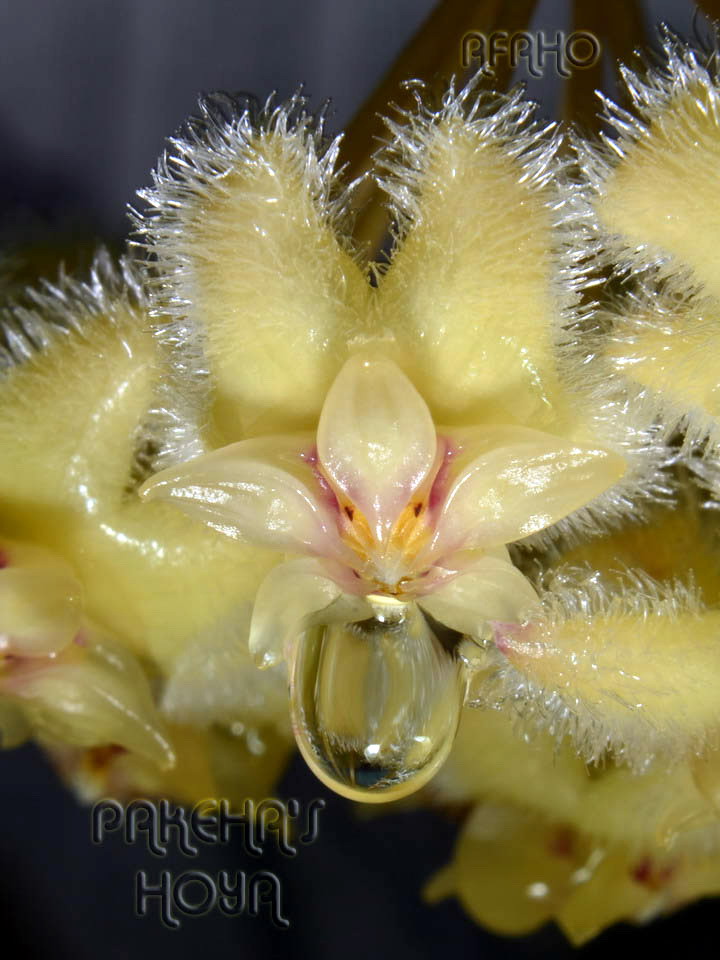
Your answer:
[0,535,173,767]
[0,256,292,801]
[4,29,720,944]
[140,352,622,798]
[427,701,720,945]
[418,36,720,940]
[458,35,720,775]
[127,74,656,802]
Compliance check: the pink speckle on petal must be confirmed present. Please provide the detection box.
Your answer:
[314,470,340,512]
[0,549,9,569]
[632,858,653,886]
[548,827,575,859]
[490,620,526,655]
[632,857,675,890]
[299,444,318,466]
[428,436,455,513]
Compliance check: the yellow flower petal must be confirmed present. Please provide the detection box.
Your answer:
[0,539,82,656]
[139,434,334,554]
[0,698,30,749]
[426,805,578,936]
[160,616,290,730]
[557,850,674,946]
[494,571,720,765]
[0,279,156,519]
[249,557,350,667]
[595,55,720,299]
[433,425,625,553]
[317,356,437,539]
[435,703,715,851]
[2,630,174,769]
[47,722,293,807]
[138,96,370,441]
[0,267,278,674]
[376,88,571,429]
[603,298,720,451]
[418,554,539,639]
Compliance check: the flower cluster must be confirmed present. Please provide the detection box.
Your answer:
[2,32,720,942]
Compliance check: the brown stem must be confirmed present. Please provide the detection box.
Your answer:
[564,0,647,132]
[344,0,534,260]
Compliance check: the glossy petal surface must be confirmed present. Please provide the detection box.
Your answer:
[0,540,82,656]
[1,632,174,768]
[317,356,437,539]
[418,554,540,638]
[433,426,626,554]
[140,434,334,554]
[249,557,352,668]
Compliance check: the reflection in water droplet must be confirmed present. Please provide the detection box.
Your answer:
[289,595,464,802]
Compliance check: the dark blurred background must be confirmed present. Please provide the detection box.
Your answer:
[0,1,715,958]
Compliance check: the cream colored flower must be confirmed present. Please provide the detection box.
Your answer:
[140,348,621,798]
[5,33,720,943]
[127,75,644,801]
[423,35,720,941]
[139,354,620,662]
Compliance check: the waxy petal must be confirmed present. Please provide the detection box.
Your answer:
[433,426,625,555]
[418,556,540,640]
[249,558,372,668]
[317,356,437,539]
[139,435,335,555]
[0,631,174,768]
[425,805,579,936]
[0,540,82,657]
[434,700,714,852]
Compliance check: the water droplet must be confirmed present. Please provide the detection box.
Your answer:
[289,595,464,802]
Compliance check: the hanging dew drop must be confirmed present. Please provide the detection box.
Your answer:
[289,595,464,802]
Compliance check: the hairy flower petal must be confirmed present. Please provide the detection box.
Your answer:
[493,571,720,765]
[137,97,370,441]
[595,67,720,300]
[376,89,571,430]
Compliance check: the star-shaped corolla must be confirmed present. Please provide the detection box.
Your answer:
[140,352,624,799]
[133,88,654,799]
[140,354,622,658]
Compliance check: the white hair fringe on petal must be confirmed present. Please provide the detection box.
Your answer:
[131,88,362,469]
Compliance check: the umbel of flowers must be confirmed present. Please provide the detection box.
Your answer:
[2,32,720,943]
